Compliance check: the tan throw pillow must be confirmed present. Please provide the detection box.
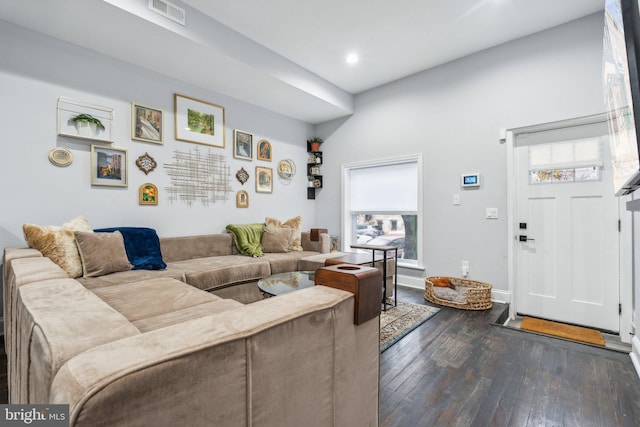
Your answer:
[23,215,92,278]
[265,216,302,251]
[262,225,293,253]
[75,231,132,277]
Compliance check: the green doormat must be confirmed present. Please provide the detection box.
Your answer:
[380,301,440,352]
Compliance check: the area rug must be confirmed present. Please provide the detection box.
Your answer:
[380,302,440,352]
[520,316,605,346]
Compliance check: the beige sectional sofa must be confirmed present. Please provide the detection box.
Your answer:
[2,231,381,426]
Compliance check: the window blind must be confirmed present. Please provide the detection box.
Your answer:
[349,161,418,212]
[528,137,604,170]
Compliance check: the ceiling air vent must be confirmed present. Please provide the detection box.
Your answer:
[149,0,186,26]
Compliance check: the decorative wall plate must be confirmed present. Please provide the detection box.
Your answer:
[236,167,249,185]
[136,152,157,175]
[277,159,296,179]
[49,148,73,167]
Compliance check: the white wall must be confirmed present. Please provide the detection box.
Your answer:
[0,21,315,287]
[315,13,607,292]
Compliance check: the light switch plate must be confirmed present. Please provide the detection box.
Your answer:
[453,194,460,205]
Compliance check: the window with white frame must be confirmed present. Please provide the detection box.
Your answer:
[343,155,422,266]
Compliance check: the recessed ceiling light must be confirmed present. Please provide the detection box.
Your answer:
[346,53,359,64]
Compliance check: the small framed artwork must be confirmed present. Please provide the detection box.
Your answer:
[234,129,253,160]
[257,139,272,161]
[174,94,225,148]
[132,103,163,144]
[139,183,158,205]
[256,166,273,193]
[91,145,128,187]
[236,190,249,208]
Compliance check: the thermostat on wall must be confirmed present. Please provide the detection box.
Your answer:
[461,173,481,188]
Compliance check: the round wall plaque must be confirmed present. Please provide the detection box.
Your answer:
[48,148,73,167]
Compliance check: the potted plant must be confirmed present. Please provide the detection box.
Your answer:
[70,113,105,137]
[308,136,323,152]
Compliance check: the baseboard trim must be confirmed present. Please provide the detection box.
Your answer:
[492,289,510,304]
[631,336,640,380]
[397,275,424,289]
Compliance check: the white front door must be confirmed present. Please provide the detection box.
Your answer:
[515,134,620,332]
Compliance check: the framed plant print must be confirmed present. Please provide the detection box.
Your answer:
[255,166,273,193]
[234,129,253,160]
[174,94,225,148]
[236,190,249,208]
[132,103,163,144]
[91,145,128,187]
[257,139,272,161]
[139,183,158,205]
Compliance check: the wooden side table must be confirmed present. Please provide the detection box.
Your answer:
[326,245,398,310]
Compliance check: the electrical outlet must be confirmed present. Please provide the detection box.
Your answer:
[462,260,469,277]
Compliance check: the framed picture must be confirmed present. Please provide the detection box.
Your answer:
[139,183,158,205]
[255,166,273,193]
[132,103,163,144]
[234,129,253,160]
[91,145,128,187]
[257,139,272,161]
[174,94,225,148]
[236,190,249,208]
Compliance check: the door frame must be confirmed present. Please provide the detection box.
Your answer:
[506,113,633,342]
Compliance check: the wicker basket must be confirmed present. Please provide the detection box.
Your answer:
[424,276,492,310]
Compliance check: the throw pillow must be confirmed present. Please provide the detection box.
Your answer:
[226,223,265,257]
[74,231,132,277]
[22,215,92,278]
[93,227,167,270]
[262,225,293,253]
[431,277,452,288]
[265,216,302,251]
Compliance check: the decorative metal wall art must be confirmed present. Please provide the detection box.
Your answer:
[136,152,157,175]
[236,167,249,185]
[163,147,232,206]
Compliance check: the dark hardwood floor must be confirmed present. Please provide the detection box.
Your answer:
[1,286,639,427]
[381,286,640,427]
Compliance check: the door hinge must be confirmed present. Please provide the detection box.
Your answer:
[619,303,622,315]
[618,220,622,232]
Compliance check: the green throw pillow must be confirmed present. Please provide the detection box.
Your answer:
[226,223,264,257]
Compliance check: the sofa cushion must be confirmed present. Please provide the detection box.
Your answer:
[170,255,271,291]
[160,234,234,262]
[262,251,321,274]
[265,216,302,251]
[75,231,132,277]
[93,227,166,270]
[262,225,293,253]
[77,267,186,290]
[226,223,264,257]
[92,277,219,323]
[22,215,92,278]
[297,252,350,272]
[133,299,243,332]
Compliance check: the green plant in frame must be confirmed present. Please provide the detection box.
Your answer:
[70,113,105,130]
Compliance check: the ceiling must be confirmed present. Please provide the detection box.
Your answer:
[0,0,604,124]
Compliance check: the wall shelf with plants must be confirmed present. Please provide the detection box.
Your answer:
[307,137,323,200]
[57,97,114,143]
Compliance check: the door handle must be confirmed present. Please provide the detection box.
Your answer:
[519,235,535,242]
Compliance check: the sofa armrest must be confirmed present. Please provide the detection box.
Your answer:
[301,231,330,253]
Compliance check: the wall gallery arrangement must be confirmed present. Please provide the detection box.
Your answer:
[54,92,295,209]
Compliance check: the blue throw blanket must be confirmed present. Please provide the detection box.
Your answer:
[93,227,167,270]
